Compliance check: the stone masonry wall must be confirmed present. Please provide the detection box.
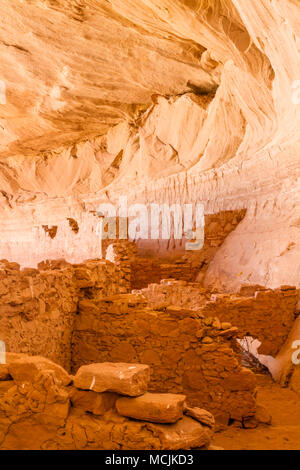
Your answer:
[131,210,246,289]
[0,258,129,371]
[200,286,300,356]
[0,260,77,371]
[140,280,300,356]
[72,293,257,424]
[105,241,138,293]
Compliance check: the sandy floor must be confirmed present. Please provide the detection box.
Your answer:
[213,374,300,450]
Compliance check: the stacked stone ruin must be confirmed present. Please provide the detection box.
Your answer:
[0,226,299,449]
[0,354,214,450]
[72,292,257,426]
[138,280,299,356]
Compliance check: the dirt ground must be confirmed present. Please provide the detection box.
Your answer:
[213,374,300,450]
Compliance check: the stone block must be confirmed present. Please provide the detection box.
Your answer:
[116,392,186,423]
[74,362,150,396]
[8,355,72,386]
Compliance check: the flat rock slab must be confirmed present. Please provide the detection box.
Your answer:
[8,355,71,386]
[116,392,186,423]
[74,363,150,396]
[70,388,118,415]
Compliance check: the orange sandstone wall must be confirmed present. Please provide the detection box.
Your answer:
[0,259,129,371]
[0,260,77,370]
[72,294,257,424]
[0,354,213,450]
[140,280,300,356]
[199,286,300,356]
[139,279,210,309]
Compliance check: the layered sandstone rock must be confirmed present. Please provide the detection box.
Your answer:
[0,0,297,293]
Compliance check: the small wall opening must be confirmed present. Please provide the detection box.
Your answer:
[237,336,274,375]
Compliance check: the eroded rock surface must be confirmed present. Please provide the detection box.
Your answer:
[0,0,299,451]
[116,393,186,423]
[0,355,214,450]
[0,1,298,293]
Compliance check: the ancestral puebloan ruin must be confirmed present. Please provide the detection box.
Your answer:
[0,0,299,452]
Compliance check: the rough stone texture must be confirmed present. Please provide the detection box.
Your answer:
[140,280,300,356]
[69,388,118,416]
[0,0,299,449]
[199,286,300,356]
[72,294,257,423]
[74,363,150,396]
[0,260,77,370]
[73,258,130,300]
[184,406,215,429]
[0,355,213,450]
[139,279,210,309]
[116,393,186,423]
[1,251,297,399]
[254,404,272,426]
[0,258,130,370]
[131,258,163,290]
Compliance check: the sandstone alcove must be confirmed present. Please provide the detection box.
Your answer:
[0,0,299,452]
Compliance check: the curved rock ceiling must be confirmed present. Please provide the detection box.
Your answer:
[0,0,299,289]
